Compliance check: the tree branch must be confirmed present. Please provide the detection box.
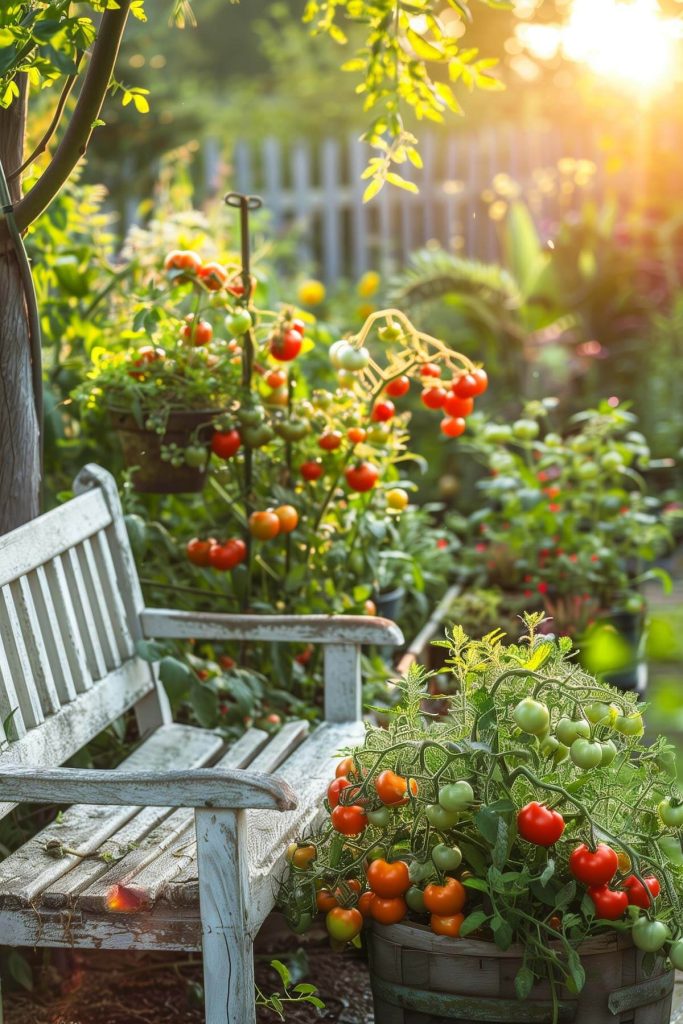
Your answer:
[6,52,83,184]
[14,2,131,232]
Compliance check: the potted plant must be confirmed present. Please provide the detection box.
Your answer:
[75,250,246,492]
[279,614,683,1024]
[448,399,680,689]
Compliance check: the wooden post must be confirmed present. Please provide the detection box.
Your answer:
[195,808,256,1024]
[323,643,362,723]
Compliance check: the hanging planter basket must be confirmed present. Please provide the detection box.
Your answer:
[368,921,674,1024]
[109,407,219,494]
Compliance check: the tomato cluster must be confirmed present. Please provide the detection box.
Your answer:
[418,365,488,438]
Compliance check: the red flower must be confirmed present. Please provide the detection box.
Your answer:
[537,582,548,594]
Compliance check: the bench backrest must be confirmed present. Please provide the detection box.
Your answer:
[0,465,163,817]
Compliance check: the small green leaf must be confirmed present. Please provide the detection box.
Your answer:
[363,177,384,203]
[270,959,291,989]
[459,909,488,936]
[514,966,534,1000]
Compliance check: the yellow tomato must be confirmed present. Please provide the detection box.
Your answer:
[357,270,380,298]
[386,488,409,511]
[298,279,326,307]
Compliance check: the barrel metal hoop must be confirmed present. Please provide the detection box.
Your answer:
[607,969,674,1016]
[371,976,577,1023]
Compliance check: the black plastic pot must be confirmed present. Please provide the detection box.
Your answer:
[375,586,406,623]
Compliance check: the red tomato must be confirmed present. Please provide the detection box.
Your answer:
[181,317,213,346]
[623,874,661,909]
[452,373,479,398]
[371,400,395,423]
[370,896,407,925]
[209,539,247,571]
[568,843,618,886]
[328,776,351,808]
[164,250,202,273]
[227,278,245,297]
[270,329,303,362]
[421,387,447,410]
[431,913,464,937]
[423,878,466,915]
[345,461,379,492]
[358,891,375,917]
[470,367,488,395]
[443,393,474,418]
[420,363,441,378]
[325,906,363,942]
[198,261,228,290]
[133,345,164,367]
[588,885,628,920]
[316,889,338,913]
[274,505,298,533]
[374,770,418,806]
[266,369,287,390]
[211,430,242,459]
[367,859,410,898]
[186,538,214,567]
[248,510,281,541]
[331,804,368,835]
[440,417,466,438]
[318,431,343,451]
[290,318,306,336]
[385,375,410,398]
[301,460,324,481]
[347,427,367,444]
[517,802,565,847]
[336,756,356,778]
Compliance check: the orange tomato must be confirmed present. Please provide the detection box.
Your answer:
[430,913,464,937]
[358,891,375,917]
[374,769,418,806]
[316,889,338,913]
[266,369,287,390]
[370,896,407,925]
[288,844,317,870]
[366,859,410,898]
[423,878,466,916]
[275,505,299,533]
[164,249,202,273]
[336,756,356,778]
[198,261,228,290]
[248,510,281,541]
[347,427,367,444]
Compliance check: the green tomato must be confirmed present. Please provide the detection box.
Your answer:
[378,324,402,342]
[512,418,540,441]
[655,750,678,778]
[658,798,683,828]
[570,435,594,453]
[483,424,513,444]
[237,404,265,426]
[614,713,644,737]
[368,423,391,444]
[405,885,426,913]
[513,697,550,736]
[226,308,253,336]
[669,940,683,970]
[438,781,474,812]
[489,451,516,473]
[367,806,392,828]
[409,859,434,883]
[600,450,624,473]
[366,845,385,862]
[599,740,617,766]
[570,738,603,770]
[658,835,683,866]
[584,702,612,725]
[339,345,370,371]
[632,917,669,953]
[289,911,314,935]
[556,717,590,746]
[539,735,560,757]
[575,461,599,480]
[544,433,563,448]
[241,423,274,448]
[184,445,207,468]
[274,417,311,442]
[432,844,462,871]
[426,804,460,830]
[552,742,570,765]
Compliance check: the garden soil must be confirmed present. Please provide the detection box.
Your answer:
[3,922,375,1024]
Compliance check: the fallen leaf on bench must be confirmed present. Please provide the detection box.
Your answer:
[105,884,150,913]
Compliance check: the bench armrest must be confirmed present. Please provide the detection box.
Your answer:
[140,608,404,647]
[0,766,297,811]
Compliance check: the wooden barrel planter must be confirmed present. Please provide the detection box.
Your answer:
[109,408,219,493]
[368,920,674,1024]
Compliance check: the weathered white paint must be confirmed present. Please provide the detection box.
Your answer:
[44,554,93,694]
[28,565,78,705]
[324,643,362,722]
[0,765,297,810]
[141,607,405,647]
[196,808,256,1024]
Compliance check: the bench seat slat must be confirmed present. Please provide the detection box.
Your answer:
[45,555,93,694]
[78,539,122,671]
[0,489,112,588]
[30,566,78,706]
[0,724,223,910]
[76,729,272,912]
[92,532,135,662]
[14,575,62,716]
[0,584,45,728]
[65,548,108,680]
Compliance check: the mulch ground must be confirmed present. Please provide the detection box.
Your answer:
[3,920,375,1024]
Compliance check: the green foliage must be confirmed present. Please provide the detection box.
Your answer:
[279,625,683,1010]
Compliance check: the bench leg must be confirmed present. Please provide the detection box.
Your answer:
[195,808,256,1024]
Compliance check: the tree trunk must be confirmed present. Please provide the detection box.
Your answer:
[0,75,40,535]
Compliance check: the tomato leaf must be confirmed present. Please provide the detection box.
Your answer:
[514,966,535,1000]
[459,909,488,937]
[491,915,513,950]
[540,858,555,886]
[554,880,576,911]
[475,806,500,845]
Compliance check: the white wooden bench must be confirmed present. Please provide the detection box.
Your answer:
[0,464,404,1023]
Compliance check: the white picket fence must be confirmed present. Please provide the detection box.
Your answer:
[220,123,605,282]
